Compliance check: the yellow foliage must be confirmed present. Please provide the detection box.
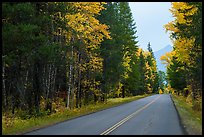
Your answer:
[122,52,132,79]
[173,37,195,65]
[145,61,151,71]
[73,2,107,15]
[65,2,111,46]
[136,48,143,56]
[143,50,151,58]
[170,2,197,25]
[146,83,152,93]
[151,59,157,72]
[164,21,179,33]
[159,89,163,94]
[88,55,103,71]
[164,2,198,41]
[160,51,175,66]
[62,2,111,79]
[115,82,123,97]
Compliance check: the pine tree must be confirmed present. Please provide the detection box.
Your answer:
[143,43,159,94]
[98,2,139,98]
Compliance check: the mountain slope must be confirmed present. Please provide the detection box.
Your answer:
[154,45,173,72]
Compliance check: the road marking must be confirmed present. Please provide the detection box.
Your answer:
[100,95,161,135]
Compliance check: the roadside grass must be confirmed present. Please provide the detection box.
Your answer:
[171,94,202,135]
[2,93,151,135]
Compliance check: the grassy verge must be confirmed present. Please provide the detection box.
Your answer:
[2,94,151,135]
[171,94,202,135]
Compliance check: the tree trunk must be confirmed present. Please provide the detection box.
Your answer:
[33,59,40,114]
[122,86,125,98]
[2,58,7,111]
[45,64,51,112]
[79,84,82,108]
[76,52,81,108]
[67,43,73,109]
[94,93,97,104]
[102,50,107,103]
[71,53,76,109]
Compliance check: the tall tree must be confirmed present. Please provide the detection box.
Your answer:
[98,2,139,98]
[164,2,202,110]
[143,43,159,94]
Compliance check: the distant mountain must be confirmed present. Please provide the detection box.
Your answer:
[154,45,173,72]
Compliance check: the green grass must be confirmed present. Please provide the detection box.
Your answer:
[171,94,202,135]
[2,94,151,135]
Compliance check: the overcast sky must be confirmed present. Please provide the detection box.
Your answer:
[129,2,174,52]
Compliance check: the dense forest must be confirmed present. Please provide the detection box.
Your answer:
[2,2,202,125]
[161,2,202,111]
[2,2,161,118]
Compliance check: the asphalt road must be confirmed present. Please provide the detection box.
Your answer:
[25,94,185,135]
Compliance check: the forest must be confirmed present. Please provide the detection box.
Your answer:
[2,2,202,133]
[2,2,160,117]
[162,2,202,111]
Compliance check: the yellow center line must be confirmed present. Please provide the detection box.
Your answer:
[100,95,161,135]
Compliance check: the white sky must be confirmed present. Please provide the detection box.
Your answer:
[129,2,174,52]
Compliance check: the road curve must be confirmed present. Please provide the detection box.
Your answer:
[25,94,185,135]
